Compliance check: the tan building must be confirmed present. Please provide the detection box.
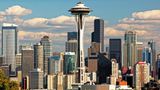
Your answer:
[81,84,116,90]
[47,73,76,90]
[134,61,150,90]
[47,74,56,90]
[15,53,21,71]
[88,58,98,72]
[22,48,34,77]
[136,42,143,62]
[88,42,100,57]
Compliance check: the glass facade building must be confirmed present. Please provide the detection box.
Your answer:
[92,19,104,52]
[67,32,77,41]
[109,39,122,69]
[1,23,18,73]
[40,36,52,74]
[48,55,61,74]
[123,30,137,67]
[64,52,76,74]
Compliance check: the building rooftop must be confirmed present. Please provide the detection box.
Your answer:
[3,23,18,27]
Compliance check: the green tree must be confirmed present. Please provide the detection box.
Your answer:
[0,69,19,90]
[0,69,9,90]
[9,81,19,90]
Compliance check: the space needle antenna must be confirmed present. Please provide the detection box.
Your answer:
[69,1,92,84]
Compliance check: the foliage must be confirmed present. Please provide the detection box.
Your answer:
[0,69,19,90]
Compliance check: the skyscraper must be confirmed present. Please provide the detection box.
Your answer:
[123,30,137,68]
[64,52,76,74]
[92,19,104,52]
[48,55,61,74]
[134,61,150,90]
[21,47,34,78]
[156,54,160,80]
[29,68,44,89]
[142,47,152,63]
[109,39,122,69]
[67,32,77,41]
[136,42,143,62]
[69,2,91,84]
[1,23,18,73]
[148,40,156,77]
[34,43,44,70]
[65,40,77,53]
[40,36,52,75]
[15,53,22,71]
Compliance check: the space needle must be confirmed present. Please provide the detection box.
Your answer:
[69,2,91,84]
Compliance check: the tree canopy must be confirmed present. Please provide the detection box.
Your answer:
[0,69,19,90]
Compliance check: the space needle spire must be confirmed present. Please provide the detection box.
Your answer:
[69,2,91,84]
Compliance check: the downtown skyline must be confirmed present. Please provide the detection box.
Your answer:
[0,0,160,52]
[1,1,160,89]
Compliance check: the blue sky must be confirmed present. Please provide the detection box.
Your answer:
[1,0,160,24]
[1,0,160,52]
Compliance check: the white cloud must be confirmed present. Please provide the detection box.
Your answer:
[5,5,32,16]
[48,15,74,24]
[18,31,67,40]
[132,10,160,20]
[104,27,124,37]
[23,18,48,28]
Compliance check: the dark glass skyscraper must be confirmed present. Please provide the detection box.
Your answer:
[148,40,156,77]
[65,32,77,53]
[92,19,104,52]
[109,39,122,69]
[156,54,160,80]
[67,32,77,41]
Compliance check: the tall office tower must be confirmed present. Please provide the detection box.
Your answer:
[66,32,77,53]
[148,40,156,76]
[123,30,137,68]
[134,61,150,90]
[136,42,143,62]
[65,40,77,53]
[29,68,43,89]
[64,52,76,74]
[69,2,91,83]
[1,23,18,73]
[109,39,122,69]
[92,19,104,52]
[15,53,21,71]
[156,54,160,80]
[22,47,34,77]
[142,47,152,63]
[19,45,32,53]
[111,59,118,79]
[34,43,44,70]
[88,42,100,57]
[110,59,119,85]
[48,55,61,74]
[40,36,52,75]
[67,32,77,41]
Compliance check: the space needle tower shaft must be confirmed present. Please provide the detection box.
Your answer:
[69,2,91,84]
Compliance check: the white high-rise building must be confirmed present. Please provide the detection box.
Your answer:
[1,23,18,73]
